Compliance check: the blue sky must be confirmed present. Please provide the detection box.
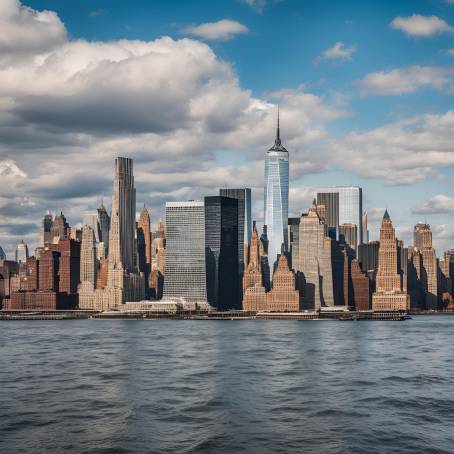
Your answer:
[0,0,454,256]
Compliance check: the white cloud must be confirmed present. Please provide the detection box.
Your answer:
[358,66,454,95]
[318,42,356,61]
[0,0,66,58]
[390,14,454,37]
[308,111,454,185]
[412,194,454,215]
[0,159,26,178]
[182,19,248,41]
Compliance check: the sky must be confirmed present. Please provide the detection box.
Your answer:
[0,0,454,258]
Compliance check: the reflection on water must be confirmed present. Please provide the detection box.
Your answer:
[1,318,454,453]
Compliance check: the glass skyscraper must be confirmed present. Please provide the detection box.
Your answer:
[316,186,363,246]
[163,201,207,303]
[264,113,289,268]
[205,196,239,310]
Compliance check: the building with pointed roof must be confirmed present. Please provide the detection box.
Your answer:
[264,109,289,269]
[372,210,409,311]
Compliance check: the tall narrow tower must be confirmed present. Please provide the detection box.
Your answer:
[264,110,289,268]
[372,210,409,311]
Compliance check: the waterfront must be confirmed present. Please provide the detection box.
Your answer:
[1,318,454,453]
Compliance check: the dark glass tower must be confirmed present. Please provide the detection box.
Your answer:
[205,196,239,310]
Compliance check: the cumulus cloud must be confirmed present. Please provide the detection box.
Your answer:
[307,111,454,185]
[0,0,66,59]
[358,66,454,95]
[182,19,248,41]
[317,42,356,61]
[390,14,454,37]
[412,194,454,215]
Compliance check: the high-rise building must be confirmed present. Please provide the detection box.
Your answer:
[79,158,144,310]
[163,201,207,303]
[219,188,252,260]
[39,211,53,247]
[362,210,369,244]
[288,217,300,269]
[372,210,409,311]
[264,112,289,268]
[316,191,339,239]
[358,241,380,275]
[82,211,101,243]
[0,245,6,261]
[350,259,370,310]
[205,196,239,310]
[97,201,110,256]
[316,186,363,245]
[243,223,263,294]
[339,223,358,253]
[150,219,166,300]
[137,205,152,291]
[51,212,69,244]
[412,223,438,309]
[80,225,97,287]
[295,201,334,310]
[55,238,80,296]
[15,240,29,264]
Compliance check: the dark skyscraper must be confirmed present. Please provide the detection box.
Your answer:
[39,211,53,247]
[316,191,339,239]
[205,196,239,310]
[219,188,252,301]
[288,217,300,269]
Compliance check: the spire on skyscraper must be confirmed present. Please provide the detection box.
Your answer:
[269,107,288,152]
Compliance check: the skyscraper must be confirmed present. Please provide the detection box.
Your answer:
[51,212,69,244]
[111,157,136,273]
[79,157,144,310]
[264,111,289,268]
[15,240,29,264]
[413,223,438,309]
[372,210,409,311]
[219,188,252,299]
[339,223,358,253]
[80,225,97,287]
[137,205,152,291]
[205,196,239,310]
[163,201,207,303]
[316,187,363,245]
[39,211,53,247]
[295,201,334,310]
[288,217,300,269]
[316,191,339,239]
[97,201,110,256]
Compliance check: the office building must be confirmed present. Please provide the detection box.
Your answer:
[163,201,207,303]
[372,210,409,311]
[295,201,334,310]
[15,240,29,264]
[205,196,239,310]
[264,112,289,268]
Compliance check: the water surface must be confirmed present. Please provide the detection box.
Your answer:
[1,317,454,453]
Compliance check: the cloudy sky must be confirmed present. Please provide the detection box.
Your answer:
[0,0,454,257]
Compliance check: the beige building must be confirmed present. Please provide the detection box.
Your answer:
[372,210,409,311]
[243,255,299,312]
[294,201,334,310]
[414,223,438,309]
[79,158,145,311]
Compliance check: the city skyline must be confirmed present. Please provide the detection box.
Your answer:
[1,0,454,257]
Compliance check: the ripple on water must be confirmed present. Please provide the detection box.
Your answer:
[1,318,454,453]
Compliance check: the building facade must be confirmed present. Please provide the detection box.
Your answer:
[163,201,207,303]
[264,112,289,268]
[295,201,334,310]
[372,210,409,311]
